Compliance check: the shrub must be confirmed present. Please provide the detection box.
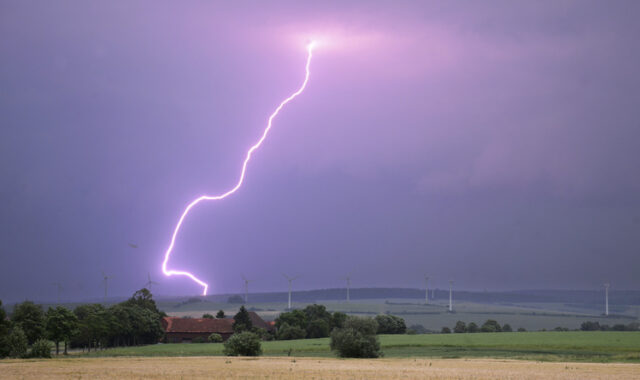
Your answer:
[30,339,52,358]
[7,327,28,358]
[216,310,226,319]
[277,322,307,340]
[502,323,513,332]
[441,327,451,334]
[223,332,262,356]
[581,321,601,331]
[467,322,479,333]
[375,315,406,334]
[408,324,427,334]
[517,327,527,332]
[202,313,214,319]
[208,333,223,343]
[192,336,206,343]
[330,316,381,358]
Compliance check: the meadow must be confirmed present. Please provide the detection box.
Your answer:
[84,331,640,363]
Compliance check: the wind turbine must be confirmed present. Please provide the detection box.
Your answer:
[102,271,113,303]
[51,282,63,305]
[241,275,251,304]
[340,275,351,303]
[424,275,429,305]
[283,274,300,310]
[144,272,158,291]
[448,279,454,312]
[604,282,610,316]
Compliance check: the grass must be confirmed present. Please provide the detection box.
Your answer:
[84,331,640,363]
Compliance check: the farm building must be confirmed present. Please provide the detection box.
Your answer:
[162,312,274,343]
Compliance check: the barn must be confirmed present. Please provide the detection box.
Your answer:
[162,312,275,343]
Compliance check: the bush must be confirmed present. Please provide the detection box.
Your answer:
[192,336,206,343]
[467,322,479,333]
[202,313,214,319]
[30,339,52,358]
[277,322,307,340]
[216,310,226,319]
[330,317,381,358]
[502,324,513,332]
[441,327,451,334]
[223,332,262,356]
[375,315,406,334]
[7,327,28,358]
[517,327,527,332]
[208,333,223,343]
[580,321,601,331]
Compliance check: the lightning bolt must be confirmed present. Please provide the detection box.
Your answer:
[162,41,317,295]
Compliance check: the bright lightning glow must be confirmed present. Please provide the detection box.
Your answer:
[162,42,317,295]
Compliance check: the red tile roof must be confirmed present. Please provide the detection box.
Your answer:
[162,317,234,334]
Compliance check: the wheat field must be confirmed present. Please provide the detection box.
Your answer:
[1,356,639,379]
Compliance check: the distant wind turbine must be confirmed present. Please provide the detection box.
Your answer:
[448,279,454,312]
[342,275,351,303]
[424,275,429,305]
[102,271,113,303]
[144,272,159,291]
[604,282,610,316]
[51,282,63,305]
[283,274,300,310]
[242,274,251,304]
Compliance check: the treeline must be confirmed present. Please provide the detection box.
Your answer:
[274,305,407,340]
[0,288,164,359]
[438,319,516,334]
[580,321,639,332]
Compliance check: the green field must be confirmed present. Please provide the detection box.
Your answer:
[85,331,640,363]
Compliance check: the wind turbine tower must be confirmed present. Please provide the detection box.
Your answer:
[242,275,251,304]
[448,280,454,312]
[283,274,300,310]
[604,282,610,316]
[344,276,351,303]
[51,282,62,305]
[102,271,112,303]
[144,272,158,291]
[424,276,429,305]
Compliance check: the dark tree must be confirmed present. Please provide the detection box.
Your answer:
[202,313,214,319]
[45,306,78,355]
[276,322,306,340]
[580,321,601,331]
[375,315,407,334]
[232,306,253,333]
[330,316,381,358]
[454,321,467,333]
[275,309,307,331]
[467,322,479,333]
[502,323,513,332]
[6,326,28,358]
[481,320,502,333]
[441,327,451,334]
[12,301,46,344]
[307,319,330,338]
[331,312,347,330]
[0,300,11,358]
[216,310,226,318]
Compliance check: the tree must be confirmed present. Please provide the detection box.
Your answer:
[277,322,307,340]
[454,321,467,333]
[216,310,226,319]
[580,321,601,331]
[481,320,502,333]
[467,322,479,333]
[331,312,347,330]
[30,339,52,358]
[223,331,262,356]
[12,301,46,344]
[232,306,253,333]
[330,316,381,358]
[202,313,214,319]
[46,306,78,355]
[275,309,307,331]
[517,327,527,332]
[7,326,28,358]
[0,300,11,358]
[502,323,513,332]
[375,315,407,334]
[408,324,427,334]
[307,319,330,338]
[441,327,451,334]
[73,304,108,352]
[208,333,223,343]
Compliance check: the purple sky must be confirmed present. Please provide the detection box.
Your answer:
[1,1,639,300]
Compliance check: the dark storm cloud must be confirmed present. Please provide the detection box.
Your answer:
[1,1,639,301]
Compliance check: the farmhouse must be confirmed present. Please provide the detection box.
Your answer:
[162,312,274,343]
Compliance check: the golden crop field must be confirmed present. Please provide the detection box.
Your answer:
[1,356,639,379]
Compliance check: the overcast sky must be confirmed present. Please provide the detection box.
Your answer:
[1,1,639,301]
